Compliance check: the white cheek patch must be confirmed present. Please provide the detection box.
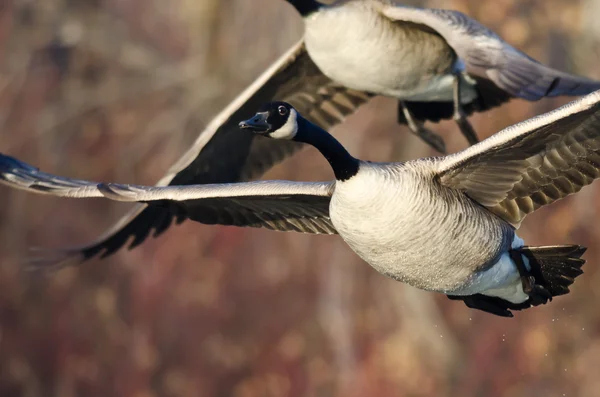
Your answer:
[270,109,298,139]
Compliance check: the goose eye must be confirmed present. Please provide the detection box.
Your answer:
[278,106,288,116]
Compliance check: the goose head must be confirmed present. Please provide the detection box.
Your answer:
[240,101,360,182]
[239,102,299,140]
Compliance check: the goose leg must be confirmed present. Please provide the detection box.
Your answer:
[509,250,552,306]
[452,75,479,146]
[447,294,514,317]
[399,101,446,154]
[448,293,534,317]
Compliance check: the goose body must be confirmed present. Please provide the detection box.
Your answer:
[3,0,600,269]
[329,161,514,295]
[5,92,600,316]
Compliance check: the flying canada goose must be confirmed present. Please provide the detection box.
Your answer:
[289,0,600,151]
[6,1,600,269]
[5,91,600,316]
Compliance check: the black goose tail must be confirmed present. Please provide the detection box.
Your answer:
[518,245,586,297]
[448,245,585,318]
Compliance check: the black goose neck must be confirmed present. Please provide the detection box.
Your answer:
[286,0,322,17]
[294,117,359,181]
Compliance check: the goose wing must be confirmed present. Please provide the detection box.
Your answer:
[378,4,600,100]
[15,39,368,265]
[436,91,600,227]
[98,181,337,234]
[0,152,336,233]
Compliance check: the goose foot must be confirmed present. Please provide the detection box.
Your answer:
[509,250,553,306]
[453,74,479,146]
[448,294,514,317]
[522,275,553,306]
[399,101,446,154]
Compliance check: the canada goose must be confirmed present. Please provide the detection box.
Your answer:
[6,1,599,269]
[5,92,600,317]
[289,0,600,151]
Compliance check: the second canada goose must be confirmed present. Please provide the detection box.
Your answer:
[6,91,600,316]
[288,0,600,150]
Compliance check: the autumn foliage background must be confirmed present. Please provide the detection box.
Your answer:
[2,0,600,396]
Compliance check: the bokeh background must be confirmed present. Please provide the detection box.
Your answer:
[2,0,600,396]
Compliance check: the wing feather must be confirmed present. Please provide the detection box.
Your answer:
[0,153,103,198]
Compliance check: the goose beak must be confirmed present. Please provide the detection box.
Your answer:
[239,112,271,133]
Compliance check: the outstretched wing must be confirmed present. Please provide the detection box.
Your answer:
[98,180,337,234]
[436,91,600,227]
[1,151,336,236]
[379,4,600,100]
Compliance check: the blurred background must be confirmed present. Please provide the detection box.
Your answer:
[2,0,600,396]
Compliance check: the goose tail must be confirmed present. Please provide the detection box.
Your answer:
[517,245,586,297]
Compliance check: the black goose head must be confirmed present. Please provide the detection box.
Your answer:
[239,101,360,182]
[285,0,322,17]
[239,101,299,140]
